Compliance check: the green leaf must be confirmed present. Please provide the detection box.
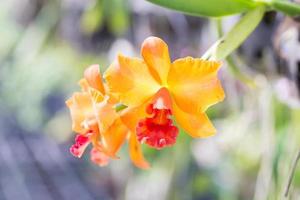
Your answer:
[105,0,130,36]
[147,0,259,17]
[270,0,300,16]
[202,6,265,60]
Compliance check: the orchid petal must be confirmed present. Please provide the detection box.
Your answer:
[84,64,106,94]
[168,57,225,115]
[173,102,216,138]
[141,36,171,85]
[66,92,94,133]
[129,132,150,169]
[104,54,160,107]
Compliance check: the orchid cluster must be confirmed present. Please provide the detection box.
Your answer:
[66,37,225,169]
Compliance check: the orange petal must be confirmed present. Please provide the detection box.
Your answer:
[119,88,171,132]
[129,132,150,169]
[66,92,94,133]
[78,79,105,103]
[84,64,105,94]
[168,57,225,115]
[141,37,171,85]
[95,96,118,133]
[104,54,160,107]
[90,131,118,159]
[92,95,127,157]
[173,102,216,138]
[119,104,150,168]
[120,102,149,132]
[100,118,129,157]
[79,79,90,92]
[105,85,119,104]
[150,87,172,110]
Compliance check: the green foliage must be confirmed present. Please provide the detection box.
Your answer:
[192,174,218,199]
[147,0,300,18]
[80,0,130,36]
[273,98,291,130]
[147,0,258,17]
[80,0,104,34]
[106,0,130,36]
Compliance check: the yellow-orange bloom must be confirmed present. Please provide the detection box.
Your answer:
[104,37,225,149]
[66,65,149,169]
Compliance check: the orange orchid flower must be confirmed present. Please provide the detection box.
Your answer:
[66,65,149,169]
[104,36,225,149]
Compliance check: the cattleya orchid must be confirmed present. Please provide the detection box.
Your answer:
[104,36,225,149]
[66,65,149,168]
[66,36,225,169]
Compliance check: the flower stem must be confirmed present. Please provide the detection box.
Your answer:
[284,149,300,197]
[202,6,265,60]
[214,19,256,88]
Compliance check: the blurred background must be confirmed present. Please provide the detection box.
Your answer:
[0,0,300,199]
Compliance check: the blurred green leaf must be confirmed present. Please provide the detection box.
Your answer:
[273,98,291,130]
[147,0,259,17]
[80,0,104,34]
[106,0,130,36]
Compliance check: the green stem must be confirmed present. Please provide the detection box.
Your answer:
[285,149,300,197]
[271,1,300,16]
[202,6,265,60]
[215,18,223,38]
[214,19,256,88]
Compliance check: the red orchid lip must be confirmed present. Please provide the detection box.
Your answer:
[136,102,178,149]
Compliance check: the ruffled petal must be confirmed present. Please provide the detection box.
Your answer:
[135,88,178,149]
[168,57,225,115]
[141,37,171,85]
[84,64,106,94]
[173,102,216,138]
[79,78,105,104]
[129,132,150,169]
[104,54,160,107]
[66,92,94,133]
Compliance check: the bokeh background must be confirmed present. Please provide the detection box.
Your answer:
[0,0,300,199]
